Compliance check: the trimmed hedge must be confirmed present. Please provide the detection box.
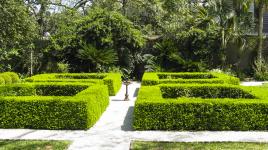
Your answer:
[25,73,121,96]
[160,84,255,99]
[103,73,122,96]
[0,83,109,129]
[34,83,89,96]
[0,77,5,85]
[133,85,268,131]
[0,72,20,84]
[0,74,12,84]
[3,72,20,83]
[142,72,240,86]
[0,84,36,96]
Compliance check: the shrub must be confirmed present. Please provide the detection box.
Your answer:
[133,85,268,131]
[0,84,36,96]
[103,73,122,96]
[34,83,89,96]
[0,74,12,84]
[141,72,240,86]
[253,58,268,81]
[0,77,4,85]
[56,74,106,79]
[0,83,109,130]
[3,72,20,83]
[25,73,122,96]
[160,84,255,99]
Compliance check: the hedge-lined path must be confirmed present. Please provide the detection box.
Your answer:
[0,81,268,150]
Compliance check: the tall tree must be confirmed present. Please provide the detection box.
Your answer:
[0,0,37,72]
[75,7,145,72]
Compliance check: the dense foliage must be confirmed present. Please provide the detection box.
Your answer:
[0,0,267,79]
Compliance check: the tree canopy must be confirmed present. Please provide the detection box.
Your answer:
[0,0,267,80]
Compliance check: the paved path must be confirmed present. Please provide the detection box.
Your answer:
[0,82,268,150]
[241,81,267,86]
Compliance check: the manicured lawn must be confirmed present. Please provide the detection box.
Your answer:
[130,141,268,150]
[0,140,71,150]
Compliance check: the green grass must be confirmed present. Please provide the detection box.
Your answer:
[130,141,268,150]
[0,140,70,150]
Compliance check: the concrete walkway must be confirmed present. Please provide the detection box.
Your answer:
[241,81,267,86]
[0,82,268,150]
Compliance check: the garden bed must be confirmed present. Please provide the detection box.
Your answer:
[142,72,240,86]
[0,82,109,130]
[25,73,121,96]
[134,72,268,131]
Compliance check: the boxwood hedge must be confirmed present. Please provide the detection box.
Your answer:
[0,83,109,129]
[25,73,121,96]
[133,84,268,131]
[142,72,240,86]
[0,72,20,84]
[160,84,255,99]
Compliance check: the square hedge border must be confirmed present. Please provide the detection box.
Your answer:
[134,72,268,131]
[25,73,122,96]
[141,72,240,86]
[0,82,109,130]
[133,84,268,131]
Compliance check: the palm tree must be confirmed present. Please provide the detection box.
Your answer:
[207,0,252,50]
[78,42,118,72]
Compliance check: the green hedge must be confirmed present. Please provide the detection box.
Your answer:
[0,83,109,129]
[56,74,106,79]
[103,73,122,96]
[0,72,20,84]
[0,74,12,84]
[160,84,255,99]
[25,73,121,96]
[133,85,268,131]
[34,83,89,96]
[142,72,240,86]
[0,84,36,96]
[0,77,5,85]
[3,72,20,83]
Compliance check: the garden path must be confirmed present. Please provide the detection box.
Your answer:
[0,81,267,150]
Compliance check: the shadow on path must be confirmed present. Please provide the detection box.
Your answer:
[121,106,134,131]
[133,88,139,97]
[112,99,125,101]
[15,130,36,139]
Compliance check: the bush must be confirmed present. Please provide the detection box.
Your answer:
[141,72,240,86]
[133,85,268,131]
[160,84,255,99]
[0,74,12,84]
[103,73,122,96]
[3,72,20,83]
[34,83,89,96]
[0,77,4,85]
[253,58,268,81]
[25,73,122,96]
[0,84,36,96]
[0,83,109,130]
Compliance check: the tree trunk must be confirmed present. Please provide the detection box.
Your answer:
[122,0,127,15]
[258,2,265,63]
[233,0,238,33]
